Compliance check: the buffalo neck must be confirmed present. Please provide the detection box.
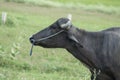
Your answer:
[66,26,104,69]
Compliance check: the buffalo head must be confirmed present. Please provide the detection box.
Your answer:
[29,15,81,50]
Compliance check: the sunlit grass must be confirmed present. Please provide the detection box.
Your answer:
[4,0,120,6]
[52,0,120,6]
[3,0,120,14]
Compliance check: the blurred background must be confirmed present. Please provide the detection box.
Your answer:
[0,0,120,80]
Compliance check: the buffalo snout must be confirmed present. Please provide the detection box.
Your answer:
[29,36,35,44]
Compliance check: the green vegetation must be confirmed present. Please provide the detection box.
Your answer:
[4,0,120,6]
[52,0,120,6]
[2,0,120,14]
[0,0,120,80]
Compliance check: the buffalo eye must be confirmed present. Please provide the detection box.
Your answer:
[52,26,57,29]
[51,24,59,30]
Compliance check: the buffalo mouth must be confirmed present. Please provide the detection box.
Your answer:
[29,38,38,56]
[29,38,42,56]
[29,37,48,47]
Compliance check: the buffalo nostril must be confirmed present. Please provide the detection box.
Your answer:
[29,37,35,43]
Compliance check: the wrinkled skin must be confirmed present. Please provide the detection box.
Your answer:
[30,18,120,80]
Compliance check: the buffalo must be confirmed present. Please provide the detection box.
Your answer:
[29,15,120,80]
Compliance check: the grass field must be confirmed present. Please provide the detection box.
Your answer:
[3,0,120,15]
[0,0,120,80]
[4,0,120,6]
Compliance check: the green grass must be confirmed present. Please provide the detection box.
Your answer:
[3,0,120,14]
[0,1,120,80]
[52,0,120,6]
[4,0,120,6]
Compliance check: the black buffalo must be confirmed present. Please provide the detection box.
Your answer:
[29,17,120,80]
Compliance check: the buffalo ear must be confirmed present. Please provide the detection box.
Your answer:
[68,35,83,48]
[60,20,71,29]
[60,14,72,29]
